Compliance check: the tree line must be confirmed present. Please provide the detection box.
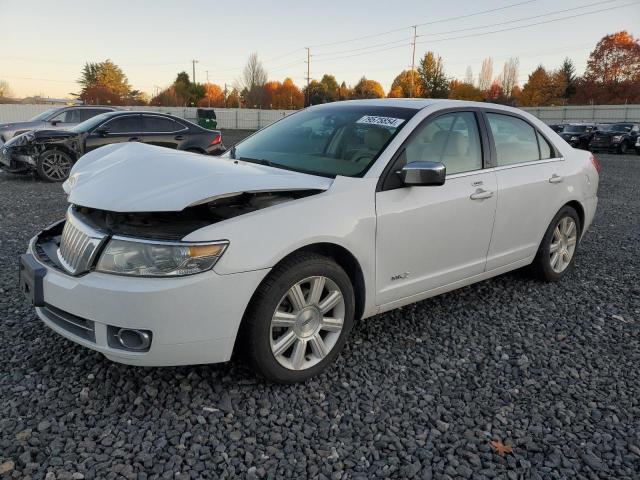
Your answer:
[4,30,635,108]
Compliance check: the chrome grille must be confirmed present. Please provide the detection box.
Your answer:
[57,208,106,275]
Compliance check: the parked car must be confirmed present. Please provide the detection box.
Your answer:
[1,111,224,181]
[548,123,566,133]
[589,122,640,154]
[19,99,599,383]
[0,105,118,143]
[558,123,597,149]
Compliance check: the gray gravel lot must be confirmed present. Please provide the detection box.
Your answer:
[0,150,639,479]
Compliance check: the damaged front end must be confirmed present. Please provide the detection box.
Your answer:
[0,130,81,171]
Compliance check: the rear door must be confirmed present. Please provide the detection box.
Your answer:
[84,115,143,152]
[483,111,568,270]
[141,115,188,149]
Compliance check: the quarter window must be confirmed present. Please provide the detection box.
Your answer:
[487,113,546,166]
[537,132,553,159]
[404,111,482,175]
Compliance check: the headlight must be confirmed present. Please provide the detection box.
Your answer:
[96,238,228,277]
[571,136,578,141]
[612,135,622,142]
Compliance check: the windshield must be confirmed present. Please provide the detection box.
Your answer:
[598,123,631,132]
[564,125,588,133]
[228,104,418,177]
[70,112,112,133]
[29,108,60,122]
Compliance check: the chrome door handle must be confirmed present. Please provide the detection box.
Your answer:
[470,188,494,200]
[549,174,564,183]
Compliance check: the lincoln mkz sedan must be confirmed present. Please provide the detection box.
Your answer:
[20,99,600,383]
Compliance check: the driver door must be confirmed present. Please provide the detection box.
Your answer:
[85,115,143,153]
[375,110,497,306]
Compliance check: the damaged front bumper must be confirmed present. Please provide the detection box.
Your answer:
[21,220,270,366]
[0,143,36,170]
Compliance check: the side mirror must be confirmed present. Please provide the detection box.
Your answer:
[400,161,446,186]
[50,120,61,126]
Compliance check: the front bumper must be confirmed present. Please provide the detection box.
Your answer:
[25,229,269,366]
[0,145,36,170]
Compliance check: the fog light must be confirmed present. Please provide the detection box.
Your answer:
[107,326,152,352]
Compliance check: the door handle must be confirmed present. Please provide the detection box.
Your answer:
[549,174,564,184]
[470,188,494,200]
[174,135,184,140]
[128,137,141,142]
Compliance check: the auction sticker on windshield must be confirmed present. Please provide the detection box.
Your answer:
[356,116,405,128]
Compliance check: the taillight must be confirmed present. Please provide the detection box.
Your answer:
[590,154,602,174]
[210,133,222,146]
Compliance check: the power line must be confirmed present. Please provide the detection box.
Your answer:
[307,0,539,48]
[312,37,413,58]
[415,1,640,46]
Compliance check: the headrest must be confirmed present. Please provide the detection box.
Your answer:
[364,128,391,151]
[432,130,466,156]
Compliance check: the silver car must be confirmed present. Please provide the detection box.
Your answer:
[0,105,118,143]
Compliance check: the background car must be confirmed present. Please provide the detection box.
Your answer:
[589,122,640,154]
[548,123,566,133]
[558,123,597,149]
[0,111,224,181]
[0,105,118,143]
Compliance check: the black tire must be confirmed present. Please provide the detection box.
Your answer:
[241,252,355,383]
[36,149,74,182]
[531,205,581,282]
[618,141,628,155]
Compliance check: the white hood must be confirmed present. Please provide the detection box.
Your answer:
[63,143,333,212]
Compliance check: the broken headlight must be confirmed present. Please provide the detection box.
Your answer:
[96,238,228,277]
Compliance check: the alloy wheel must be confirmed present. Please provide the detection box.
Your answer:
[40,152,72,181]
[270,276,345,371]
[549,216,577,273]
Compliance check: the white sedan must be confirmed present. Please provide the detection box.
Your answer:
[20,99,599,383]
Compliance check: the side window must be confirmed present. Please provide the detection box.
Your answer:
[142,116,183,133]
[537,132,553,159]
[103,116,141,133]
[404,111,482,175]
[486,113,541,166]
[79,109,107,122]
[50,109,80,123]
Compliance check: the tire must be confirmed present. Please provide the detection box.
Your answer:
[531,206,581,282]
[36,149,74,182]
[618,141,628,155]
[241,252,355,383]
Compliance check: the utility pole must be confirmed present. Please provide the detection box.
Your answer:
[191,59,199,83]
[305,47,310,107]
[409,25,417,98]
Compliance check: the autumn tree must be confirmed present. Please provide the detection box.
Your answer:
[518,66,565,106]
[448,80,483,101]
[464,66,474,85]
[77,60,133,104]
[485,81,504,102]
[351,77,385,99]
[0,80,12,98]
[338,81,352,100]
[198,83,225,107]
[388,69,422,98]
[320,75,340,102]
[584,31,640,84]
[559,57,577,100]
[478,57,493,92]
[418,52,448,98]
[263,78,304,109]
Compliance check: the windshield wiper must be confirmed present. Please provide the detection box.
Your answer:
[238,157,277,168]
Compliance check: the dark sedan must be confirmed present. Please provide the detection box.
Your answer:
[0,111,224,181]
[558,123,597,150]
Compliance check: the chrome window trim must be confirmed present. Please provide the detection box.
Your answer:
[484,157,565,173]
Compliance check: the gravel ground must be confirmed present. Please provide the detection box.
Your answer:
[0,151,639,480]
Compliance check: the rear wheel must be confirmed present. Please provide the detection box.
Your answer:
[532,206,581,282]
[618,141,628,154]
[36,150,74,182]
[242,253,355,383]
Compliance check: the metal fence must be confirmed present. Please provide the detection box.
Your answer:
[1,103,639,129]
[0,104,297,130]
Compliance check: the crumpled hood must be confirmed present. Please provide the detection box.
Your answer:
[5,129,79,147]
[63,142,333,212]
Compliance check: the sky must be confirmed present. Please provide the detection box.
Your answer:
[1,0,639,99]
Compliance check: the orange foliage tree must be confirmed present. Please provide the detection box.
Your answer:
[198,83,225,107]
[448,80,483,101]
[263,78,304,109]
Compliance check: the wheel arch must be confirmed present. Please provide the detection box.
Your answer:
[565,200,585,235]
[233,241,367,356]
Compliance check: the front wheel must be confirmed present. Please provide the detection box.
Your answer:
[242,253,355,383]
[618,141,628,155]
[532,206,581,282]
[36,150,74,182]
